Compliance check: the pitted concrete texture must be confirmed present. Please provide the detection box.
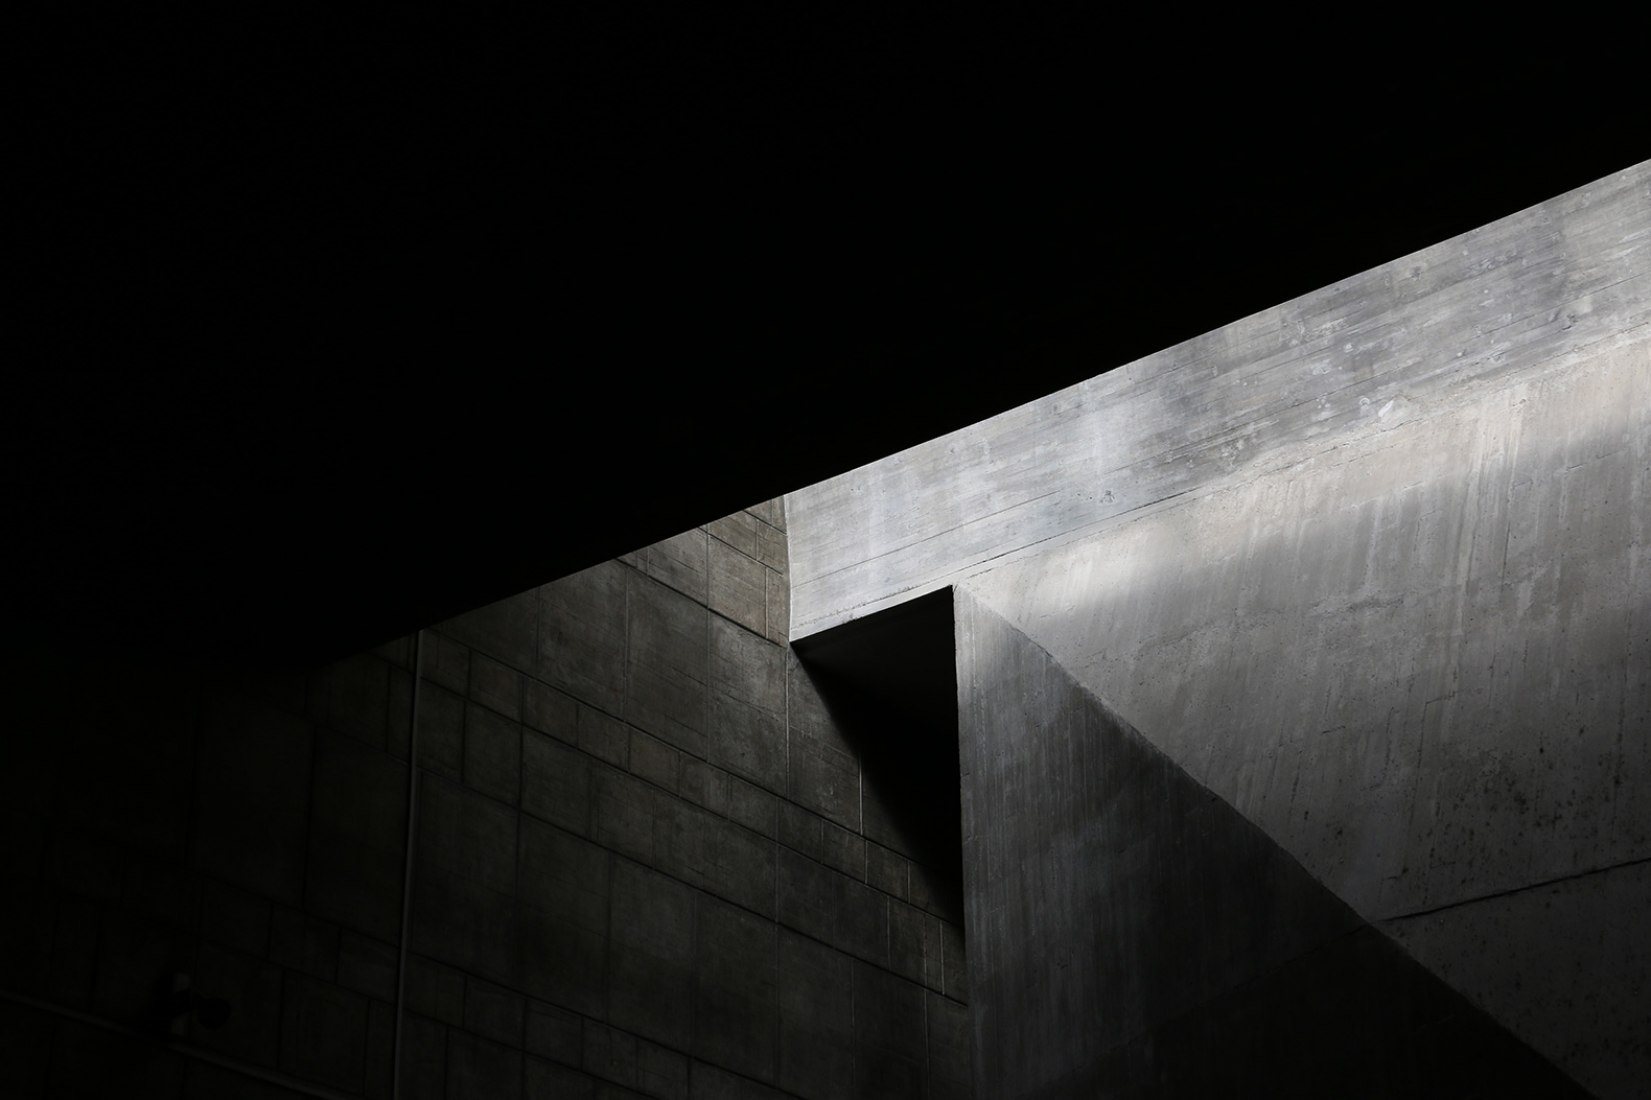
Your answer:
[788,161,1651,1096]
[956,588,1595,1098]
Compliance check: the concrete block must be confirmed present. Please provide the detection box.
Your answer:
[422,630,472,696]
[710,691,786,792]
[414,681,466,781]
[607,860,694,1049]
[888,900,937,990]
[583,1021,640,1089]
[201,880,271,957]
[280,973,369,1093]
[465,702,523,806]
[625,571,709,754]
[523,728,592,836]
[710,511,786,573]
[519,815,609,936]
[523,678,577,743]
[593,766,668,866]
[787,731,860,832]
[469,651,524,720]
[398,1013,448,1100]
[940,920,967,1002]
[777,849,887,967]
[417,772,517,895]
[526,1000,583,1065]
[578,703,631,768]
[853,962,926,1099]
[466,977,526,1047]
[709,615,785,712]
[638,1038,690,1100]
[411,871,521,991]
[270,907,339,981]
[447,1029,523,1100]
[406,953,466,1026]
[624,526,710,605]
[696,814,777,920]
[777,930,855,1100]
[440,588,538,675]
[867,844,909,901]
[709,535,768,636]
[927,992,973,1100]
[309,652,390,747]
[338,930,398,1003]
[367,999,396,1100]
[539,562,628,713]
[707,769,779,838]
[306,733,408,941]
[518,902,606,1019]
[630,728,681,792]
[765,567,789,645]
[194,693,312,906]
[695,895,778,1082]
[192,941,283,1068]
[120,857,203,930]
[689,1061,788,1099]
[527,1058,598,1100]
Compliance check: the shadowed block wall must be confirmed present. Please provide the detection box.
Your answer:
[789,162,1651,1096]
[0,501,969,1098]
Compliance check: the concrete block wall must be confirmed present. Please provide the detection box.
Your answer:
[0,499,969,1098]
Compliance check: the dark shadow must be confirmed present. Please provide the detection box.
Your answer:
[791,588,963,924]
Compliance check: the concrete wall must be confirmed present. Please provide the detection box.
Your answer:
[789,162,1651,1096]
[0,501,969,1098]
[955,588,1591,1098]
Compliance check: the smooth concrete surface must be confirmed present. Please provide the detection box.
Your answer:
[955,588,1593,1097]
[789,161,1650,1096]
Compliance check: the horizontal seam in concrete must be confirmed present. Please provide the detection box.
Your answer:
[1380,853,1651,924]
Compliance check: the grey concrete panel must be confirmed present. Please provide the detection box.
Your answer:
[710,511,786,572]
[518,902,606,1018]
[414,680,466,781]
[412,870,521,991]
[1383,861,1651,1100]
[776,929,855,1100]
[523,677,578,744]
[579,703,631,768]
[447,1029,524,1100]
[469,651,524,721]
[308,652,390,748]
[926,992,973,1100]
[527,1057,598,1099]
[441,588,539,675]
[695,813,778,920]
[91,906,198,1024]
[710,691,786,792]
[887,899,939,991]
[607,859,695,1049]
[853,961,925,1099]
[709,535,769,637]
[193,693,312,906]
[422,630,472,696]
[280,972,369,1093]
[367,999,396,1100]
[523,727,592,836]
[630,728,682,792]
[776,848,887,967]
[407,953,467,1025]
[465,702,523,806]
[625,571,710,754]
[270,906,339,981]
[623,526,711,605]
[765,567,789,646]
[338,929,398,1003]
[417,771,518,896]
[539,562,628,713]
[866,844,909,901]
[694,894,779,1082]
[193,940,283,1068]
[0,1000,52,1099]
[702,768,779,839]
[465,977,527,1046]
[519,814,609,936]
[786,731,860,833]
[526,1000,583,1065]
[306,733,408,941]
[398,1013,448,1100]
[688,1060,789,1100]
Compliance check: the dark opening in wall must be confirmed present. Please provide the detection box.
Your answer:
[791,588,964,924]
